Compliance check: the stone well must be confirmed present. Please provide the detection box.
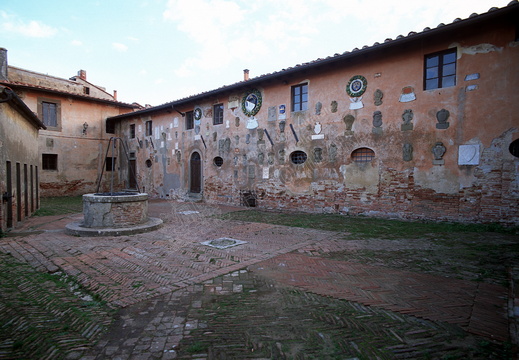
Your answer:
[65,192,163,237]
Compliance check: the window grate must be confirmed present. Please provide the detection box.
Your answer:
[351,148,375,162]
[290,150,308,164]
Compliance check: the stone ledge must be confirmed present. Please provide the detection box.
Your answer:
[65,217,163,237]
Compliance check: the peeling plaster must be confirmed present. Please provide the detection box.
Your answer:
[453,42,503,56]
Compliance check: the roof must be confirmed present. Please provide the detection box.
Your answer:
[0,79,138,108]
[108,1,519,121]
[0,85,46,130]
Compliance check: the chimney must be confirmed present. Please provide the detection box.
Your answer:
[113,90,117,101]
[0,48,8,81]
[77,69,87,80]
[243,69,249,81]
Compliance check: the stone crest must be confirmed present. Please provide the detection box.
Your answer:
[432,142,446,165]
[401,109,414,131]
[436,109,450,129]
[374,89,383,106]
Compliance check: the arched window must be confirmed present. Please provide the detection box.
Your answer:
[351,147,375,162]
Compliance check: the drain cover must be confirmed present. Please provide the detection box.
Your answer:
[201,237,247,249]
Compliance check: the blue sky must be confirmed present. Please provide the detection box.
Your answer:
[0,0,511,106]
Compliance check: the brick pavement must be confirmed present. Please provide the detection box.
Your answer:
[1,199,517,358]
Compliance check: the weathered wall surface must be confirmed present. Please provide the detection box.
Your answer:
[116,15,519,225]
[15,90,131,197]
[0,100,40,230]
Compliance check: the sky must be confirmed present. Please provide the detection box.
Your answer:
[0,0,512,106]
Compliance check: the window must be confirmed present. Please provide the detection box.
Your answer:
[351,148,375,163]
[105,157,116,171]
[510,139,519,158]
[291,83,308,112]
[37,98,61,129]
[145,120,152,136]
[130,124,136,138]
[83,86,90,95]
[42,154,58,170]
[213,104,224,125]
[213,156,223,167]
[424,49,457,90]
[290,150,308,164]
[106,119,115,134]
[186,111,194,130]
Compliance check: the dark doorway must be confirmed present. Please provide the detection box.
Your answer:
[6,161,12,228]
[190,152,202,193]
[129,159,137,189]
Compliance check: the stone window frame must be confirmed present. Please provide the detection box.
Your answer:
[291,83,308,112]
[37,97,62,131]
[42,153,58,171]
[424,48,457,90]
[185,110,194,130]
[213,104,224,125]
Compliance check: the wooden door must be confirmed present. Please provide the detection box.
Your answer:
[190,152,202,193]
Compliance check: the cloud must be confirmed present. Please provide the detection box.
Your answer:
[1,11,58,38]
[112,42,129,52]
[71,40,83,46]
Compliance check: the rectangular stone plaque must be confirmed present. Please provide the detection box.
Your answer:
[458,144,480,165]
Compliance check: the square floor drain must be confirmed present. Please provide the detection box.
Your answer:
[201,237,247,249]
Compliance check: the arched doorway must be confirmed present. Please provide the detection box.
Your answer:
[189,152,202,193]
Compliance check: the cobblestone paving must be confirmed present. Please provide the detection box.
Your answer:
[0,200,517,359]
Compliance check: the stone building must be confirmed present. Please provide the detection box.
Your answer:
[108,2,519,225]
[0,83,45,231]
[0,48,138,197]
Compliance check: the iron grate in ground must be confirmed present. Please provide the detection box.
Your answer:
[201,237,248,249]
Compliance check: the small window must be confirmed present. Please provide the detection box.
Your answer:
[213,104,224,125]
[42,101,58,127]
[291,83,308,112]
[290,150,308,164]
[351,147,375,162]
[145,120,153,136]
[105,157,116,171]
[42,154,58,170]
[106,119,115,134]
[145,159,153,168]
[83,87,90,95]
[186,111,194,130]
[510,139,519,158]
[130,124,136,138]
[213,156,223,167]
[424,49,457,90]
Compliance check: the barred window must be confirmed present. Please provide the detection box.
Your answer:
[351,147,375,162]
[290,150,308,164]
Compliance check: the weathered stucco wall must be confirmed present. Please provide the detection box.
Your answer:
[16,90,131,196]
[116,14,518,225]
[0,100,41,230]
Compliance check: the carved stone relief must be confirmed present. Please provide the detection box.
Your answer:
[268,152,274,165]
[235,117,240,127]
[343,114,355,135]
[329,143,338,162]
[401,109,414,131]
[432,142,446,165]
[373,111,383,127]
[268,106,277,121]
[258,152,264,165]
[436,109,450,129]
[278,149,285,164]
[315,102,322,115]
[331,101,338,113]
[314,147,323,163]
[403,143,413,161]
[374,89,383,106]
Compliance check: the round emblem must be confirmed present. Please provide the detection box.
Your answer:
[346,75,367,97]
[241,89,262,117]
[194,108,202,120]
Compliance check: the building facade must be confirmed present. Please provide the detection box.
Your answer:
[109,3,519,225]
[0,84,45,231]
[0,49,138,197]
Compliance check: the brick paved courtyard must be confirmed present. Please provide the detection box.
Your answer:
[0,199,517,359]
